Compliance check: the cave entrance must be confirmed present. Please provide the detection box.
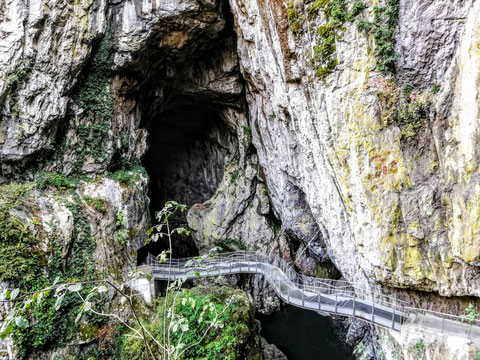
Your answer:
[143,102,229,211]
[137,99,233,263]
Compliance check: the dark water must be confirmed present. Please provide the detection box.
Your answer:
[258,305,354,360]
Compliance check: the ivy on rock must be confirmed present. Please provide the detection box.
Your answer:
[287,0,400,79]
[357,0,400,72]
[0,178,104,358]
[69,24,113,170]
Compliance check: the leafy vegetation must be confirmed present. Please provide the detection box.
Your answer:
[396,91,431,139]
[12,289,104,358]
[229,170,239,185]
[83,195,107,213]
[311,0,367,80]
[119,286,259,360]
[288,0,400,74]
[116,209,128,245]
[356,341,367,360]
[4,65,31,117]
[0,178,103,357]
[357,0,400,72]
[430,85,440,94]
[36,172,73,190]
[0,183,40,288]
[287,1,304,38]
[373,79,432,139]
[12,190,102,357]
[462,303,480,325]
[287,0,369,80]
[414,340,424,357]
[8,201,252,360]
[109,165,147,187]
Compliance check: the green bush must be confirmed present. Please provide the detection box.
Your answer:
[4,66,31,117]
[119,287,261,360]
[109,165,147,186]
[36,172,72,190]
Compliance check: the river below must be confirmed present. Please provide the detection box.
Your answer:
[258,305,354,360]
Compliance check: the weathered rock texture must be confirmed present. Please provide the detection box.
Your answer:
[0,0,107,163]
[1,0,480,358]
[229,0,480,297]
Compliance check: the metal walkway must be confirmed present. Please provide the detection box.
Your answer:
[146,251,480,341]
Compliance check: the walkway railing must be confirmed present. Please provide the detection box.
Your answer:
[145,251,480,341]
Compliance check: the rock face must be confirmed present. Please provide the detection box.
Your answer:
[1,0,480,358]
[229,0,480,298]
[0,0,107,163]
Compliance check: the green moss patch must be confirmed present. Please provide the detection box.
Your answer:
[0,183,40,288]
[0,179,106,358]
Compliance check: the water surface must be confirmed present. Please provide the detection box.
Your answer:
[258,305,354,360]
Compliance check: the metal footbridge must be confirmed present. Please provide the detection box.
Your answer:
[146,251,480,341]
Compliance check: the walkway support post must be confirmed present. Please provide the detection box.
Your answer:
[335,294,338,313]
[371,303,375,323]
[391,307,396,329]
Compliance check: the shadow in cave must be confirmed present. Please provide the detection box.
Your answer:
[137,100,233,264]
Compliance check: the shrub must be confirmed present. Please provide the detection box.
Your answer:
[83,196,107,213]
[109,165,147,186]
[36,172,72,190]
[119,287,260,360]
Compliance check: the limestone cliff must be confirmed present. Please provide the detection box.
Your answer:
[0,0,480,359]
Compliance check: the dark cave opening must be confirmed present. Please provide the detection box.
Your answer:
[142,102,230,212]
[137,99,234,263]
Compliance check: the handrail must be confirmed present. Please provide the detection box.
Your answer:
[145,251,480,340]
[146,251,408,308]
